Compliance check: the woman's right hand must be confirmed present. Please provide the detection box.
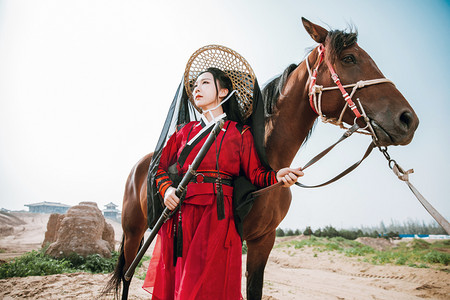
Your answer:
[164,186,180,211]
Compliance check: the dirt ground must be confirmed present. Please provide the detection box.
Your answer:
[0,212,449,299]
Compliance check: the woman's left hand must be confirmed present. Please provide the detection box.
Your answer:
[276,167,304,187]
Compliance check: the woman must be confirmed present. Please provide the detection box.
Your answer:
[143,50,303,300]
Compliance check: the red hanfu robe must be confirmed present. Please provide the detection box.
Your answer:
[143,118,277,300]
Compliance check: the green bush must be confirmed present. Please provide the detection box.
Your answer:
[303,226,313,236]
[286,229,295,236]
[344,246,375,257]
[276,228,285,237]
[423,251,449,265]
[411,239,431,250]
[84,253,118,273]
[0,250,72,278]
[395,256,408,265]
[0,249,120,279]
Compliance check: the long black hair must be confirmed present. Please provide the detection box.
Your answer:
[198,67,244,123]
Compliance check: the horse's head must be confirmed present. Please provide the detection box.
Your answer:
[302,18,419,146]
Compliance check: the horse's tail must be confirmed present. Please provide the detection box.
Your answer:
[102,235,126,300]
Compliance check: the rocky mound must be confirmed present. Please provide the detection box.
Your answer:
[45,202,115,258]
[0,212,26,237]
[0,211,26,226]
[356,237,394,251]
[42,213,65,247]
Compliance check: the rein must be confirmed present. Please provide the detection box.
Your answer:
[252,122,375,197]
[377,146,450,234]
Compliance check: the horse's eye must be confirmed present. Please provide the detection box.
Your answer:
[342,55,356,64]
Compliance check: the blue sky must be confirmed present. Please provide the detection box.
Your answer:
[0,0,449,230]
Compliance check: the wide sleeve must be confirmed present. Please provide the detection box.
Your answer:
[239,126,277,188]
[155,130,179,198]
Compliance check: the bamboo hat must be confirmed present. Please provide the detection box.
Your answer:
[184,45,256,120]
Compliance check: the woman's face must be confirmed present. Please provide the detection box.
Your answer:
[193,72,228,111]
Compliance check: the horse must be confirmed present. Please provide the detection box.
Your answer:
[104,18,419,300]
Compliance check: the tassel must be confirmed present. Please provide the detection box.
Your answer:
[173,216,178,266]
[216,177,225,220]
[176,210,183,257]
[173,210,183,266]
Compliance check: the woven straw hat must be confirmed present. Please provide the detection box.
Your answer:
[184,45,256,120]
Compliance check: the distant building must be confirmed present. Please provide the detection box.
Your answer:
[399,234,450,239]
[103,202,121,221]
[25,201,71,214]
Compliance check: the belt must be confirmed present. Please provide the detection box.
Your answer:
[189,172,233,186]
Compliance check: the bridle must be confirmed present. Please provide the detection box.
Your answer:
[306,43,393,138]
[254,43,399,190]
[255,43,450,234]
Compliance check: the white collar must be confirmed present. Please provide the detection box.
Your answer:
[188,113,227,146]
[201,112,227,126]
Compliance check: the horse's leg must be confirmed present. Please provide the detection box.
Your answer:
[246,230,276,300]
[121,211,147,299]
[103,154,152,300]
[102,230,144,300]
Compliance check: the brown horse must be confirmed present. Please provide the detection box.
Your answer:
[105,18,419,300]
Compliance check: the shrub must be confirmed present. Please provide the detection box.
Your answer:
[344,246,375,257]
[322,226,339,238]
[0,250,72,278]
[0,249,120,279]
[276,228,285,237]
[423,251,449,265]
[411,239,431,250]
[303,226,313,236]
[313,229,322,237]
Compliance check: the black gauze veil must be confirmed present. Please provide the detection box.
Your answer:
[146,76,271,239]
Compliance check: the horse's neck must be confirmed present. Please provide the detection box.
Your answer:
[265,61,317,169]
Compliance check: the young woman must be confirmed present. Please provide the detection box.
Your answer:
[142,64,303,299]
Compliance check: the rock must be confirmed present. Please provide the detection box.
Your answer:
[45,202,115,258]
[102,222,115,250]
[42,213,65,247]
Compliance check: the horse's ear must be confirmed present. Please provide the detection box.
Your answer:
[302,17,328,44]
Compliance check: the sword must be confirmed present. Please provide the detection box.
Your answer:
[124,119,225,281]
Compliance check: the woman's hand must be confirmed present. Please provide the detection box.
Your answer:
[164,186,180,210]
[276,167,304,187]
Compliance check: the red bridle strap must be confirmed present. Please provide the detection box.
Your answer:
[308,44,362,119]
[325,60,362,118]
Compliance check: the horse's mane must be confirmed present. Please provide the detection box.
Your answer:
[325,29,358,62]
[261,63,298,118]
[261,64,317,147]
[261,28,358,147]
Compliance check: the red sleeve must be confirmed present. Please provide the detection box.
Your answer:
[155,129,180,198]
[239,126,277,188]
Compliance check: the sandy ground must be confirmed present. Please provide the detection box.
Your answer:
[0,212,449,300]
